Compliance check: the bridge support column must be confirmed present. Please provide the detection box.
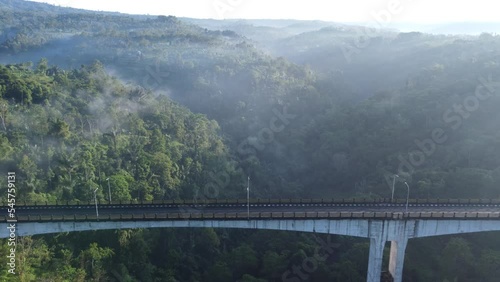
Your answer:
[389,238,408,282]
[367,235,385,282]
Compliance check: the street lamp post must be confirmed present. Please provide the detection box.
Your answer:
[404,182,410,213]
[106,178,111,203]
[247,176,250,220]
[391,174,399,201]
[94,187,99,218]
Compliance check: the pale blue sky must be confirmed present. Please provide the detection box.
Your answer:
[28,0,500,24]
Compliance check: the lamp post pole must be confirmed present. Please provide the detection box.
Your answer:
[94,188,99,218]
[404,182,410,213]
[391,174,399,200]
[106,178,111,203]
[247,176,250,220]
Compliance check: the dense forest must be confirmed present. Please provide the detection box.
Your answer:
[1,0,500,281]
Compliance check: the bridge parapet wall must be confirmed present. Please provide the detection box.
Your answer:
[4,198,500,207]
[2,211,499,223]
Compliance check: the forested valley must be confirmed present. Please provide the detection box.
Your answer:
[1,0,500,281]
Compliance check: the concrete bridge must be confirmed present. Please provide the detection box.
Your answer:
[2,198,500,282]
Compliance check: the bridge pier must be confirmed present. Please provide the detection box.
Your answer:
[367,235,386,282]
[366,220,412,282]
[389,239,408,282]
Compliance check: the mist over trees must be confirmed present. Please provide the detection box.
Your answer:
[1,0,500,281]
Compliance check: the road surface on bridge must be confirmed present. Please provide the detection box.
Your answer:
[3,202,500,217]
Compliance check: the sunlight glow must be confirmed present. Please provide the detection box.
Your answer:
[27,0,500,24]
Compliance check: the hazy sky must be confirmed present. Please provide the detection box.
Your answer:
[28,0,500,24]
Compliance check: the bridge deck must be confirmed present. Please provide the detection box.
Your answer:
[2,199,500,222]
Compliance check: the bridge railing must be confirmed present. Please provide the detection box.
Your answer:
[3,198,500,207]
[3,211,500,223]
